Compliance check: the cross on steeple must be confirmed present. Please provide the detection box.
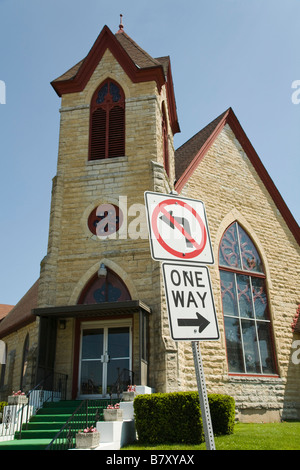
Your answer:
[117,14,124,33]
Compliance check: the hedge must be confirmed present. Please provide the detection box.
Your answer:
[133,392,235,444]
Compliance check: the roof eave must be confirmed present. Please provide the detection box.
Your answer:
[32,300,152,318]
[0,316,36,340]
[51,25,167,97]
[165,57,180,135]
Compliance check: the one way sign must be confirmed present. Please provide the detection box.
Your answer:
[162,262,219,341]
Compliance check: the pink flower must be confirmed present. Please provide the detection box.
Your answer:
[107,403,120,409]
[83,426,97,433]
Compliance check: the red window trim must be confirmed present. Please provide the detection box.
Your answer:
[219,266,266,279]
[162,103,169,177]
[228,372,280,379]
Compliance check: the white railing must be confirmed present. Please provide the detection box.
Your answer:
[0,390,62,440]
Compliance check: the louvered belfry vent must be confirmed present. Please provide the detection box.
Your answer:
[89,79,125,160]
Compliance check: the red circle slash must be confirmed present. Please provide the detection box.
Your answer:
[151,199,207,259]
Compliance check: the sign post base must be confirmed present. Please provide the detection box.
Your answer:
[192,341,216,450]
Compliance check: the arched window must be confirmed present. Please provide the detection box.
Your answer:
[219,222,277,375]
[20,334,29,390]
[89,79,125,160]
[162,103,169,177]
[78,268,131,304]
[0,340,6,388]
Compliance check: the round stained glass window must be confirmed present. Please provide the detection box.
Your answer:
[88,204,123,237]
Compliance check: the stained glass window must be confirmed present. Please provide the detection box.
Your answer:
[78,269,131,305]
[87,204,123,237]
[219,222,264,273]
[219,222,277,375]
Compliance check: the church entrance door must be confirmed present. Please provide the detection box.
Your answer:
[78,320,131,398]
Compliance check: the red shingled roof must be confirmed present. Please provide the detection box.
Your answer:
[0,280,39,338]
[175,109,228,183]
[0,304,14,321]
[52,27,167,84]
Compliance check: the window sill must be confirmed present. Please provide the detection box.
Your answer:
[86,155,128,165]
[225,374,282,384]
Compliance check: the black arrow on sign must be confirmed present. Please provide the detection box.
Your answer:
[177,312,210,333]
[159,211,193,248]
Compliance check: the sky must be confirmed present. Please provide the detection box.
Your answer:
[0,0,299,306]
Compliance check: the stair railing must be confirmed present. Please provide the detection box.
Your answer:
[109,367,135,403]
[17,371,68,440]
[45,398,115,450]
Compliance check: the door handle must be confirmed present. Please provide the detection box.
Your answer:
[101,354,110,363]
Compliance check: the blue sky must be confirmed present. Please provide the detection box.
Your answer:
[0,0,299,305]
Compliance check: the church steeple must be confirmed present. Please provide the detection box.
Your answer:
[51,24,180,135]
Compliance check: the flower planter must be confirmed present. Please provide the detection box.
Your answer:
[103,408,123,421]
[75,431,100,449]
[122,391,136,402]
[8,395,28,405]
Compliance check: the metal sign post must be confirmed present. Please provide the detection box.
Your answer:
[192,341,216,450]
[144,191,218,451]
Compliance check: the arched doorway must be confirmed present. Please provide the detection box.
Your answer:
[77,268,133,398]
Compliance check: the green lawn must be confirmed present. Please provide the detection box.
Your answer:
[123,422,300,451]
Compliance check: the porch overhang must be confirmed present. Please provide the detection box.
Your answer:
[33,300,151,397]
[32,300,151,319]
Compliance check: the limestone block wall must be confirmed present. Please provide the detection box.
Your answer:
[0,321,39,398]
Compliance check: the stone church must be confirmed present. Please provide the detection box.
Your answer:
[0,22,299,423]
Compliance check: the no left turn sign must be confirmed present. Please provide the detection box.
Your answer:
[144,192,214,264]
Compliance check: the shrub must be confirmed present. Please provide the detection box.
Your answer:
[134,392,235,445]
[0,401,8,414]
[208,394,235,435]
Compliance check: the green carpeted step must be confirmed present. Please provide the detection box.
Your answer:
[36,408,78,415]
[15,429,62,440]
[42,400,80,410]
[36,402,80,415]
[29,413,75,422]
[0,438,51,450]
[25,421,71,430]
[42,401,79,408]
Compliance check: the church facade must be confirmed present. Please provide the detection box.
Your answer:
[0,23,299,423]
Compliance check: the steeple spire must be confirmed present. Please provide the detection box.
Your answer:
[117,14,124,34]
